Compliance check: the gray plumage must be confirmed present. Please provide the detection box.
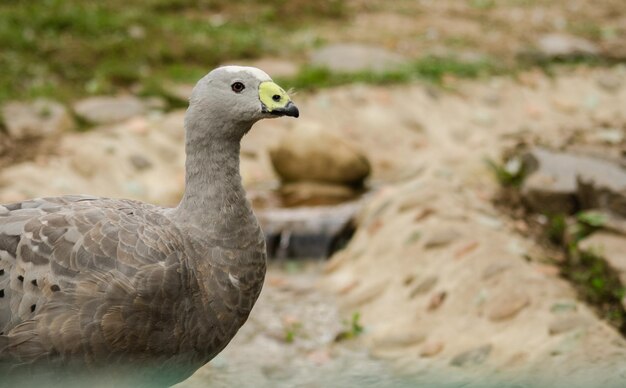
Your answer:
[0,66,298,387]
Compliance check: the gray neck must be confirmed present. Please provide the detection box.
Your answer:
[173,117,255,236]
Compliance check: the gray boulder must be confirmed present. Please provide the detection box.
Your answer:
[521,148,626,217]
[73,95,146,125]
[2,99,73,139]
[309,43,405,73]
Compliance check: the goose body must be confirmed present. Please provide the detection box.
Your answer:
[0,66,299,387]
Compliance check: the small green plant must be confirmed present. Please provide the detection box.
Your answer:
[283,321,303,343]
[566,211,607,246]
[486,156,526,187]
[547,214,567,245]
[563,248,626,332]
[335,312,364,341]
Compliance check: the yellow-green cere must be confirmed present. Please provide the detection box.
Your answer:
[259,81,291,112]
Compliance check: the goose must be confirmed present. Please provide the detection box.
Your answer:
[0,66,299,387]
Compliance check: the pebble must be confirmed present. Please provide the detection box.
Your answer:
[427,291,447,311]
[420,341,444,357]
[341,280,387,309]
[596,73,623,93]
[548,315,589,336]
[410,276,438,298]
[424,229,460,249]
[129,154,153,171]
[372,330,427,349]
[550,300,578,313]
[450,344,492,367]
[486,291,530,321]
[481,263,511,280]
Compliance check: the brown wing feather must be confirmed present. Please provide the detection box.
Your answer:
[0,196,187,361]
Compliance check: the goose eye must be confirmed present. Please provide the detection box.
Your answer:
[231,82,245,93]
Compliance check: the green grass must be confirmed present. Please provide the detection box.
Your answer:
[563,248,626,333]
[541,211,625,334]
[0,0,346,104]
[280,56,503,91]
[485,155,526,187]
[0,0,619,107]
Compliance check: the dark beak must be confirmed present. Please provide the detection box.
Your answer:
[264,101,300,118]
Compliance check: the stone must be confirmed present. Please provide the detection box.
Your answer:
[592,128,624,145]
[427,291,447,311]
[548,315,590,336]
[424,229,460,249]
[536,33,599,59]
[372,329,426,349]
[258,200,361,259]
[450,344,492,367]
[481,263,511,280]
[521,148,626,216]
[486,291,529,321]
[341,279,387,309]
[2,99,73,139]
[309,43,406,73]
[596,72,623,93]
[410,276,438,298]
[279,182,359,207]
[579,232,626,284]
[73,95,146,125]
[129,154,153,171]
[269,124,371,186]
[420,341,444,357]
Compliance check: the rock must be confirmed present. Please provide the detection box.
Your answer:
[2,99,73,139]
[596,72,623,93]
[279,182,359,207]
[521,148,626,216]
[423,229,460,249]
[410,276,438,298]
[486,291,530,321]
[481,263,511,280]
[342,279,387,309]
[548,315,590,336]
[427,291,447,311]
[450,344,492,367]
[372,329,427,349]
[592,128,624,145]
[579,232,626,284]
[550,300,578,314]
[536,33,599,59]
[129,154,153,171]
[309,43,406,73]
[73,95,146,125]
[269,125,371,186]
[258,200,361,259]
[420,341,444,357]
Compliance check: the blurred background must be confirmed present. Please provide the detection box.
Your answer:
[1,0,626,387]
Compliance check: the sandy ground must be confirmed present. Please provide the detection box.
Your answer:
[1,65,626,386]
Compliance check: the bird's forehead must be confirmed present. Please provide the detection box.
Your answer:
[219,66,271,82]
